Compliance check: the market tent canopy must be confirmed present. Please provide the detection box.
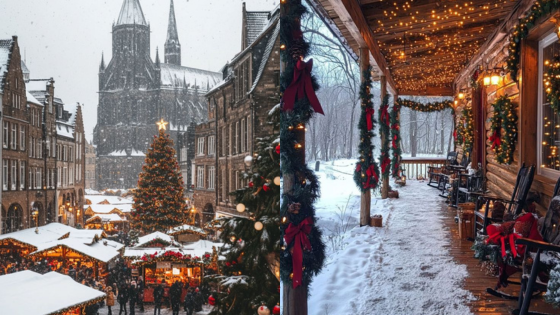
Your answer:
[167,224,207,236]
[86,214,127,224]
[0,270,105,315]
[134,231,180,248]
[30,238,124,263]
[0,223,76,250]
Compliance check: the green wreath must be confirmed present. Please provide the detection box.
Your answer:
[545,57,560,114]
[489,95,518,165]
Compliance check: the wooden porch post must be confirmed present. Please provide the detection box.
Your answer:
[359,48,371,226]
[380,76,389,199]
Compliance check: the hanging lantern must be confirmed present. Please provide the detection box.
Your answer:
[458,91,465,100]
[490,71,500,86]
[483,74,491,86]
[236,203,246,213]
[273,176,281,186]
[254,221,264,231]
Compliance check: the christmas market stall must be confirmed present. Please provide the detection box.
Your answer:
[124,238,222,303]
[167,223,207,242]
[0,270,105,315]
[84,203,132,234]
[84,213,129,234]
[26,229,124,280]
[0,223,75,258]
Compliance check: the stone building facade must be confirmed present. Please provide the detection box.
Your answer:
[193,4,280,222]
[0,36,86,234]
[85,141,96,190]
[94,0,221,189]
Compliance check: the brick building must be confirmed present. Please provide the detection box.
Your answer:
[0,36,86,234]
[94,0,221,189]
[193,4,280,222]
[85,140,96,190]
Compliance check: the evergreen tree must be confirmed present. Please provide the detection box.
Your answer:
[209,106,281,315]
[546,264,560,308]
[131,124,188,233]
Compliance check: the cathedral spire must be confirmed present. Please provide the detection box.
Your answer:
[116,0,147,26]
[99,52,106,72]
[155,47,161,67]
[164,0,181,66]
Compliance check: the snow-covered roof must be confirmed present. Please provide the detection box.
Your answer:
[167,224,207,236]
[85,203,133,214]
[0,39,13,93]
[250,21,279,93]
[26,90,42,106]
[134,232,178,248]
[86,214,126,224]
[31,238,124,263]
[85,189,101,195]
[56,122,74,139]
[116,0,147,26]
[246,11,271,47]
[0,223,75,249]
[159,63,221,92]
[0,271,105,315]
[26,80,48,92]
[124,240,222,261]
[86,195,133,205]
[103,149,146,157]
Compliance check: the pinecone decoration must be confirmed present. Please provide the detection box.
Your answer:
[289,41,305,60]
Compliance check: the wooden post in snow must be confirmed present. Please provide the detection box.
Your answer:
[380,76,389,199]
[359,47,371,226]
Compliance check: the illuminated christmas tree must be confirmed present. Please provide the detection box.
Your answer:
[209,107,280,315]
[131,119,188,233]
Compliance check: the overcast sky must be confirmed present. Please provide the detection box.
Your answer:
[0,0,277,141]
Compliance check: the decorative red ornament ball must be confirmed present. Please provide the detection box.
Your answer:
[275,144,280,154]
[249,182,254,188]
[208,295,215,306]
[273,304,280,315]
[263,184,270,192]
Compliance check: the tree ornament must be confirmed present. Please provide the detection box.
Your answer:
[257,304,271,315]
[248,181,254,188]
[208,295,215,306]
[236,203,246,213]
[275,144,280,155]
[272,304,280,315]
[254,221,264,231]
[262,184,271,192]
[273,176,281,186]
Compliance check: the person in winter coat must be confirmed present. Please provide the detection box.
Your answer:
[68,265,76,280]
[84,302,100,315]
[183,289,195,315]
[153,284,164,315]
[194,287,203,312]
[129,282,137,315]
[170,281,182,315]
[106,286,115,315]
[118,283,129,315]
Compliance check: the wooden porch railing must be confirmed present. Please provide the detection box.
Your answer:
[401,157,446,180]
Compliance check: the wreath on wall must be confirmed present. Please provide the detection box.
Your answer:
[507,0,560,81]
[489,95,518,165]
[544,57,560,114]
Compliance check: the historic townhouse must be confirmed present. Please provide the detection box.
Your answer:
[193,4,280,222]
[85,140,96,190]
[0,36,86,234]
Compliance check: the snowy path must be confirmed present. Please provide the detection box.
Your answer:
[308,160,474,315]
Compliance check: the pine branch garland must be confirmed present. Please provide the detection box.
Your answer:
[391,101,402,179]
[379,95,391,179]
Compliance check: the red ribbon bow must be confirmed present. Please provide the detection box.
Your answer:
[365,107,375,131]
[489,129,501,149]
[381,156,391,174]
[284,217,313,289]
[282,59,324,115]
[380,106,390,125]
[365,165,378,189]
[392,134,398,149]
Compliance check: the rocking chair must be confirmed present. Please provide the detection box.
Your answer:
[474,163,535,238]
[427,152,457,188]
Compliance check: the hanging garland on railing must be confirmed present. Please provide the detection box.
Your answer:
[544,56,560,114]
[379,95,391,179]
[279,0,325,291]
[353,66,380,192]
[489,95,518,165]
[390,101,402,179]
[396,98,453,112]
[507,0,560,81]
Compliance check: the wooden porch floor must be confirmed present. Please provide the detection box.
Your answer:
[442,204,557,315]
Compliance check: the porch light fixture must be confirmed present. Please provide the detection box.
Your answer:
[490,71,501,86]
[483,74,491,86]
[458,91,465,100]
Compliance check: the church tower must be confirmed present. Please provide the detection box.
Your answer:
[164,0,181,66]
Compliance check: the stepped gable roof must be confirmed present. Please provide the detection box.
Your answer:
[0,39,14,93]
[116,0,147,26]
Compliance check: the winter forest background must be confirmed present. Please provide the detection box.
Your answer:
[302,5,455,161]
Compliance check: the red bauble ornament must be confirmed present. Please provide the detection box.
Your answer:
[263,184,271,192]
[208,295,215,306]
[275,144,280,154]
[249,182,254,188]
[273,304,280,315]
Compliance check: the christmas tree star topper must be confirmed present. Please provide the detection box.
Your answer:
[156,118,169,131]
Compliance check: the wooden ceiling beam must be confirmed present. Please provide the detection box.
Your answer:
[328,0,398,95]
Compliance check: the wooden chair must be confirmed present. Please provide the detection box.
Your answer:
[452,173,484,208]
[514,192,560,315]
[427,152,457,187]
[473,163,535,238]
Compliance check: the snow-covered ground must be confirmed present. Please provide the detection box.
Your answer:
[308,159,475,315]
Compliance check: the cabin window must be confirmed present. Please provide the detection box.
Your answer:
[538,32,560,176]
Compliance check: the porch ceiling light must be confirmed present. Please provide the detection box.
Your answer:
[458,91,465,100]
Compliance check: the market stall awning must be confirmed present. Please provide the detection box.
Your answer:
[30,238,124,263]
[0,271,105,315]
[86,214,127,224]
[134,231,180,248]
[167,224,207,236]
[0,223,76,250]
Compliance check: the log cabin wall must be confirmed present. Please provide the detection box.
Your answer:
[455,10,560,215]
